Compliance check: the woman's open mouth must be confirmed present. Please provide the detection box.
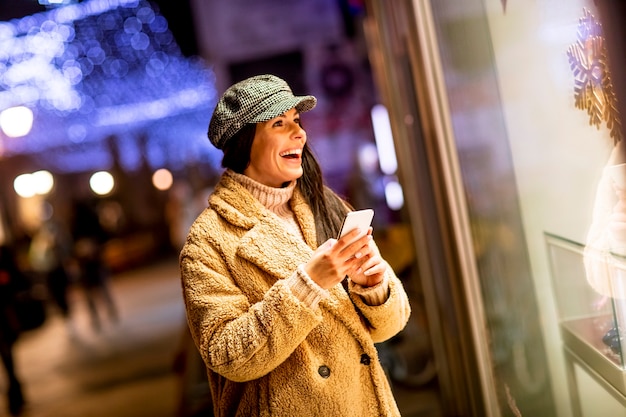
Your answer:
[279,149,302,159]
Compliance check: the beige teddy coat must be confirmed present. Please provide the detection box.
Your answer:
[180,171,411,416]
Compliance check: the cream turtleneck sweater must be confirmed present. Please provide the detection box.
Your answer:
[229,170,389,308]
[230,170,303,239]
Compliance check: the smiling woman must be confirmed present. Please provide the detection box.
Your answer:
[179,74,412,416]
[244,108,307,188]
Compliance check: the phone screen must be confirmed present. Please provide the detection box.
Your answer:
[338,209,374,240]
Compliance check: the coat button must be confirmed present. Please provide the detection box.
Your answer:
[360,354,371,365]
[318,365,331,378]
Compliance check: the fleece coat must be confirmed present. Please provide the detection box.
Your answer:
[180,170,412,417]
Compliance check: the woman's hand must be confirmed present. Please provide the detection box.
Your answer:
[303,228,374,289]
[348,230,386,287]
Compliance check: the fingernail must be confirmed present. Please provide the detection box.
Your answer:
[355,252,362,259]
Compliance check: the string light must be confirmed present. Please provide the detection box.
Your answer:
[0,0,218,172]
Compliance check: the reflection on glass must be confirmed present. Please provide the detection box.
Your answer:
[583,140,626,361]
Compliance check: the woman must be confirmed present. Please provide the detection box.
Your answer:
[180,74,411,416]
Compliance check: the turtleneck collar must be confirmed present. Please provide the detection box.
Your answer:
[227,169,296,217]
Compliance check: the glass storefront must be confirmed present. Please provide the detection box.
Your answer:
[365,0,626,415]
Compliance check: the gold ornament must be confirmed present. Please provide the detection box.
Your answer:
[567,8,622,144]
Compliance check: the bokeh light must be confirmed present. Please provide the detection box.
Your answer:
[90,170,114,195]
[384,179,404,211]
[152,167,173,191]
[0,106,34,137]
[32,170,54,195]
[13,170,54,197]
[371,104,398,175]
[14,173,37,198]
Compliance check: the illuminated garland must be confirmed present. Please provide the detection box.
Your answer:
[0,0,216,171]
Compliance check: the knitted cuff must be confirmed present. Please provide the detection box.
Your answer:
[349,275,390,306]
[286,265,329,309]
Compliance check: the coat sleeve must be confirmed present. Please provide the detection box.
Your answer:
[348,264,411,343]
[180,233,324,383]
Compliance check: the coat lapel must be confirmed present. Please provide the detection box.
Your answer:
[237,216,313,279]
[211,172,315,280]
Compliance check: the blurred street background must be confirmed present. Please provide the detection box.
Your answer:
[0,254,441,417]
[0,1,442,416]
[0,257,188,417]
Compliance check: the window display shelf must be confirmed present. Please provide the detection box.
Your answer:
[546,232,626,415]
[560,317,626,393]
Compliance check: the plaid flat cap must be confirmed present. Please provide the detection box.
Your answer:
[208,74,317,149]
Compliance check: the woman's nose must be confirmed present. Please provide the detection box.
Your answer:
[290,123,305,138]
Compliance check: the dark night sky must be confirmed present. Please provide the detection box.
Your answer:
[0,0,46,20]
[148,0,198,56]
[0,0,199,57]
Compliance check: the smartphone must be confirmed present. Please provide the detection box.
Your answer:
[337,209,375,241]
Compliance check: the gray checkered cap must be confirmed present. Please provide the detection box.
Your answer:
[208,74,317,149]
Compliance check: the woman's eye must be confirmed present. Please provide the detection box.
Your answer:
[294,118,301,125]
[272,120,283,127]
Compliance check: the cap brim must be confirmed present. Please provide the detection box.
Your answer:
[250,95,317,123]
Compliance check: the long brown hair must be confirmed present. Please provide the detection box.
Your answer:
[221,123,350,246]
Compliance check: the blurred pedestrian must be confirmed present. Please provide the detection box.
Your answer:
[29,218,73,322]
[0,245,26,416]
[71,200,118,332]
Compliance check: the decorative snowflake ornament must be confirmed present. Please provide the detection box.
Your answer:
[566,8,622,143]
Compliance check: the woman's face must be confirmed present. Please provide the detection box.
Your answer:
[244,107,306,188]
